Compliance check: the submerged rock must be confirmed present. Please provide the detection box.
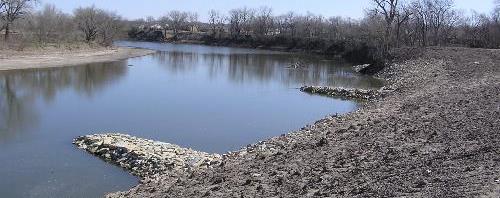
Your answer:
[73,133,222,178]
[300,86,381,100]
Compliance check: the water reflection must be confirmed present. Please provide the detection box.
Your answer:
[0,61,127,140]
[0,42,385,198]
[151,50,384,88]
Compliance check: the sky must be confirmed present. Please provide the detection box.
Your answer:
[40,0,496,22]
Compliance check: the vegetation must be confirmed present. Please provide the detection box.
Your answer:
[1,0,500,62]
[0,1,124,49]
[128,0,500,64]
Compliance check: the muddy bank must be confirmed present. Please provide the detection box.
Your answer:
[0,47,155,71]
[73,134,221,179]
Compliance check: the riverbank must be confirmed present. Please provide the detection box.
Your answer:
[79,47,499,197]
[0,47,155,71]
[131,37,382,66]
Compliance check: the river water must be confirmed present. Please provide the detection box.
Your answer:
[0,41,383,197]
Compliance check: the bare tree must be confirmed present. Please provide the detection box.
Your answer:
[254,6,273,37]
[0,0,37,40]
[74,6,100,43]
[187,12,198,32]
[427,0,455,45]
[97,10,122,46]
[410,0,430,46]
[0,1,8,32]
[145,16,155,26]
[372,0,399,51]
[208,9,225,38]
[28,4,74,43]
[165,10,188,38]
[208,9,219,36]
[74,6,122,45]
[495,0,500,21]
[281,12,298,37]
[395,3,412,47]
[228,7,254,38]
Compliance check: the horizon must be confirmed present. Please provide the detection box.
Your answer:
[39,0,496,22]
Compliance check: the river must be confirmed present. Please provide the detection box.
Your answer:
[0,41,383,197]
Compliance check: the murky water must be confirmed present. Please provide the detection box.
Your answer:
[0,41,383,197]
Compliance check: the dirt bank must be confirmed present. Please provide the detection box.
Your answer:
[91,47,498,197]
[0,47,155,71]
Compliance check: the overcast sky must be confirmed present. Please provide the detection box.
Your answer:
[39,0,496,22]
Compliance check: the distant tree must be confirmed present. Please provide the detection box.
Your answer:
[165,10,188,37]
[394,3,412,47]
[97,10,123,46]
[208,9,225,38]
[0,0,37,41]
[410,0,430,46]
[253,6,273,37]
[0,1,6,31]
[74,6,122,45]
[145,16,155,26]
[494,0,500,22]
[372,0,399,52]
[427,0,455,45]
[208,9,218,35]
[228,7,254,38]
[280,11,298,37]
[74,6,100,43]
[28,4,73,43]
[187,12,198,32]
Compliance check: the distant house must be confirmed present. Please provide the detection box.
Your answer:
[266,28,281,36]
[150,24,163,31]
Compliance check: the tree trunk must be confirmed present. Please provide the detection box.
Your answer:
[383,24,392,55]
[396,25,401,48]
[421,26,427,47]
[4,23,10,41]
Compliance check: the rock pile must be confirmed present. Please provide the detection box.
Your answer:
[300,86,381,100]
[73,133,222,178]
[353,63,371,73]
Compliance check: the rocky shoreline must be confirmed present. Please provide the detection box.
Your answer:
[73,134,222,179]
[300,86,382,100]
[76,47,499,197]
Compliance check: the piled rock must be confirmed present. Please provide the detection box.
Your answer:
[300,86,381,100]
[353,63,371,73]
[73,133,222,178]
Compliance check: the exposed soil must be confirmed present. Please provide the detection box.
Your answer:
[105,47,499,197]
[0,47,155,71]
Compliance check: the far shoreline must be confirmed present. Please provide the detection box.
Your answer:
[0,47,156,71]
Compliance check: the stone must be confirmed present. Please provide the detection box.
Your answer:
[73,133,222,179]
[300,86,381,100]
[353,64,371,73]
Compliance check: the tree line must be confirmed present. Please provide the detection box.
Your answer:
[1,0,499,54]
[129,0,500,62]
[0,0,124,47]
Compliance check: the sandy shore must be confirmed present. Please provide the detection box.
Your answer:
[0,47,155,71]
[75,47,499,197]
